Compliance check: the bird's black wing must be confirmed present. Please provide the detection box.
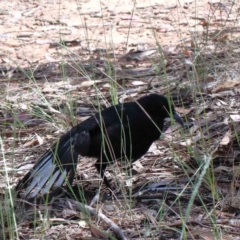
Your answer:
[16,103,135,199]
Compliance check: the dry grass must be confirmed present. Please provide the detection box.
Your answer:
[1,0,240,239]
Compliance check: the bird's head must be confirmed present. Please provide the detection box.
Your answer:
[137,94,184,126]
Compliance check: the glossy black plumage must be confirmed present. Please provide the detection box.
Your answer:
[16,94,183,200]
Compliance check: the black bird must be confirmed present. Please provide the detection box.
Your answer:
[16,94,183,200]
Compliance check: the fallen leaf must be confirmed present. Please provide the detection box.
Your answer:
[212,79,240,93]
[220,130,231,146]
[230,115,240,122]
[132,81,145,86]
[88,223,108,240]
[35,133,44,145]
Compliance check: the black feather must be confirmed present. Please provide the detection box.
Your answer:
[16,94,183,200]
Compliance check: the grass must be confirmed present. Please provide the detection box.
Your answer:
[1,0,240,239]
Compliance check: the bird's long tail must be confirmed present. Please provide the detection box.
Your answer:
[15,132,79,201]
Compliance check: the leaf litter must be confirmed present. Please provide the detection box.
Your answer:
[1,0,240,239]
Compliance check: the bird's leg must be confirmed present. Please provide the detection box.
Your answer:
[95,161,113,189]
[89,162,112,206]
[103,175,113,190]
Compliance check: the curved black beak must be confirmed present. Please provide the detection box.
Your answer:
[173,112,184,127]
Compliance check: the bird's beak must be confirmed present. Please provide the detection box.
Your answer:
[173,112,184,127]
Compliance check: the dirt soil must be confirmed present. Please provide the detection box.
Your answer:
[1,0,238,70]
[1,0,240,239]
